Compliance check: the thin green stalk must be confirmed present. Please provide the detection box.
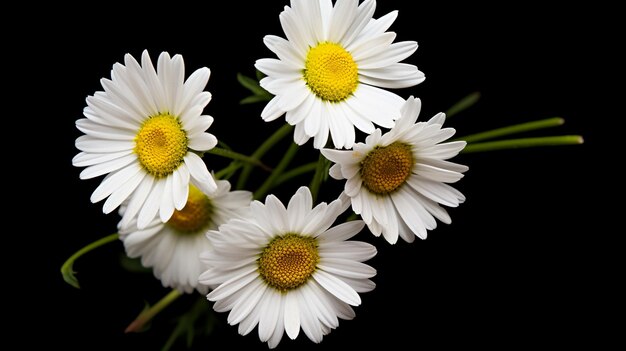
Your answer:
[254,142,299,200]
[206,148,271,171]
[446,92,481,118]
[125,289,182,333]
[237,124,294,189]
[273,162,318,187]
[215,161,242,180]
[60,233,119,289]
[309,154,329,203]
[457,117,565,143]
[461,135,583,154]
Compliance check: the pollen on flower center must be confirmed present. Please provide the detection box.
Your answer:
[135,114,188,178]
[361,142,414,195]
[167,185,213,234]
[258,233,319,292]
[304,42,359,102]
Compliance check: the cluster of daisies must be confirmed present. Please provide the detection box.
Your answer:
[73,0,466,348]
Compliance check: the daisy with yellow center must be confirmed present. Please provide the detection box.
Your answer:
[256,0,424,149]
[119,180,252,293]
[321,97,468,244]
[199,187,377,348]
[73,50,218,229]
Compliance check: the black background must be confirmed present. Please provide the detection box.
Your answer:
[35,1,611,349]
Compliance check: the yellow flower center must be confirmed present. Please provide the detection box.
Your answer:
[167,185,213,234]
[135,114,188,178]
[361,142,414,195]
[258,233,319,292]
[303,42,359,102]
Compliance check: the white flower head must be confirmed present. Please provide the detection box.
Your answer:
[119,180,252,294]
[199,187,377,348]
[321,97,468,244]
[73,50,218,229]
[256,0,424,149]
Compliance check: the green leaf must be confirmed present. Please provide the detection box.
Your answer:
[256,69,266,81]
[237,73,268,96]
[446,92,481,118]
[240,94,272,105]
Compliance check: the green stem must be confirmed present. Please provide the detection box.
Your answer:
[206,148,271,172]
[273,162,318,187]
[457,117,565,143]
[237,124,294,189]
[125,289,182,333]
[254,142,299,200]
[60,233,119,289]
[445,92,481,118]
[215,161,242,180]
[461,135,583,154]
[309,154,328,203]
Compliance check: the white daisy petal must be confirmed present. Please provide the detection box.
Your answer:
[137,178,166,229]
[297,288,324,343]
[261,96,286,122]
[188,132,217,151]
[258,289,281,342]
[159,175,175,222]
[72,150,133,168]
[428,112,447,125]
[75,119,135,141]
[284,292,301,339]
[279,8,308,57]
[185,115,214,135]
[319,241,376,261]
[172,165,190,210]
[228,282,267,325]
[79,153,136,180]
[358,41,418,69]
[267,299,285,349]
[286,94,315,125]
[90,162,142,203]
[208,269,259,302]
[178,67,210,116]
[185,152,217,192]
[329,0,358,43]
[317,220,365,242]
[319,258,376,279]
[262,35,304,67]
[75,136,134,153]
[119,175,154,229]
[140,50,167,112]
[102,170,146,214]
[255,58,300,77]
[314,270,361,306]
[350,32,397,61]
[360,10,398,38]
[342,0,376,47]
[359,72,425,89]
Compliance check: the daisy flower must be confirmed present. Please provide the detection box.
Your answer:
[119,180,252,294]
[199,187,376,348]
[256,0,424,149]
[321,97,468,244]
[73,50,218,229]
